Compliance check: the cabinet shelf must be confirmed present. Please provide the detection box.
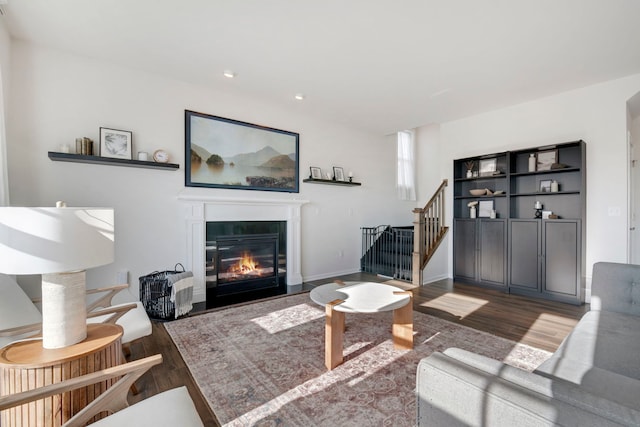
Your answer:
[48,152,179,170]
[510,167,580,177]
[303,178,361,186]
[510,190,580,197]
[454,194,507,200]
[454,174,507,182]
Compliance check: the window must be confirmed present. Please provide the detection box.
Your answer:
[397,130,416,201]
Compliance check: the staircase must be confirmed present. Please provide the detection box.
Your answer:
[360,179,449,285]
[361,225,414,280]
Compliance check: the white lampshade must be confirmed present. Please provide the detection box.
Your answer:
[0,206,114,348]
[0,207,114,274]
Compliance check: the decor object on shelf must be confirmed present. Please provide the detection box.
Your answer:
[534,200,543,218]
[76,137,95,155]
[479,158,497,176]
[138,151,148,161]
[465,161,475,178]
[185,110,299,193]
[0,204,114,348]
[469,189,486,196]
[542,211,553,219]
[528,153,536,172]
[333,166,345,181]
[100,127,132,160]
[540,179,552,192]
[478,200,494,218]
[326,172,332,179]
[310,166,322,179]
[536,149,557,171]
[551,180,559,192]
[153,149,170,163]
[468,201,478,218]
[348,171,353,182]
[490,209,497,219]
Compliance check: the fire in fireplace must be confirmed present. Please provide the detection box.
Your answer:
[206,221,286,305]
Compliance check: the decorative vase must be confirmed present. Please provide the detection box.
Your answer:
[470,206,476,218]
[551,180,559,192]
[528,153,536,172]
[466,170,473,178]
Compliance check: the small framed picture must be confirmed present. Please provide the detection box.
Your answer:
[478,200,494,217]
[100,127,132,160]
[333,166,345,181]
[310,166,322,179]
[542,210,553,219]
[540,179,552,192]
[479,158,497,176]
[536,149,557,171]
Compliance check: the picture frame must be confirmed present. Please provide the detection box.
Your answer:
[99,127,132,160]
[333,166,345,181]
[185,110,300,193]
[478,200,494,218]
[310,166,322,179]
[479,158,497,176]
[536,149,557,171]
[540,179,552,192]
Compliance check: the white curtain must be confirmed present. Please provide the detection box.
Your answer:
[0,65,7,207]
[397,130,416,201]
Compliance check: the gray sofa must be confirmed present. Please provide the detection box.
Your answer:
[416,262,640,426]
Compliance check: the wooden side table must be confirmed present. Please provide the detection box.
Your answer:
[0,323,123,427]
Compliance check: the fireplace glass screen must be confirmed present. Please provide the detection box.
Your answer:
[207,233,279,296]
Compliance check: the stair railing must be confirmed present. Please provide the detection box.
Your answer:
[412,179,449,286]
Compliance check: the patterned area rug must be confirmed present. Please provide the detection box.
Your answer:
[165,292,551,427]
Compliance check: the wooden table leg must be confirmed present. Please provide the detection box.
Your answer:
[325,299,345,370]
[392,292,413,350]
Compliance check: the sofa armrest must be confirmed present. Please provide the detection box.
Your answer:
[416,349,640,427]
[591,262,640,316]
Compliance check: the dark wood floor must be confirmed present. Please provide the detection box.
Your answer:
[127,273,590,426]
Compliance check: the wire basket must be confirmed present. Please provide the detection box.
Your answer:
[139,263,186,320]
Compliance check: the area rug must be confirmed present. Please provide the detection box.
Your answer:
[165,292,551,427]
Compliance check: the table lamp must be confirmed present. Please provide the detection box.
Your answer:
[0,204,114,349]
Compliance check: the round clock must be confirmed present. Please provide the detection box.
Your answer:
[153,149,170,163]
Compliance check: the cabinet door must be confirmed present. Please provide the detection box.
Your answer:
[509,219,540,291]
[479,219,507,286]
[543,220,580,297]
[454,219,476,281]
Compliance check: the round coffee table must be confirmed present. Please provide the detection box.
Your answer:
[310,281,413,370]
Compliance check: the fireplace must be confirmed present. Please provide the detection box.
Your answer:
[206,221,286,305]
[179,192,308,305]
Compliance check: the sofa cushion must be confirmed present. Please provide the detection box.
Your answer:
[417,348,640,426]
[537,310,640,380]
[591,262,640,316]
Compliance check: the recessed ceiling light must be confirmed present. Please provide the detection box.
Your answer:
[223,70,236,78]
[294,94,305,101]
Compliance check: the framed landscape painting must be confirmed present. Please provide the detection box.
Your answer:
[185,110,300,193]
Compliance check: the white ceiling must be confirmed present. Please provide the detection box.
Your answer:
[4,0,640,134]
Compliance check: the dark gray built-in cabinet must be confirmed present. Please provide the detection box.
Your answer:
[453,141,586,305]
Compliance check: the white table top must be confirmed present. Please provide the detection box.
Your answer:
[309,281,411,313]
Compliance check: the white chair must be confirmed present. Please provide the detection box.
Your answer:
[0,354,205,427]
[0,273,152,352]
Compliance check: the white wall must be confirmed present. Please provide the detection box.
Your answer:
[0,17,11,207]
[414,124,449,283]
[7,41,415,299]
[417,73,640,298]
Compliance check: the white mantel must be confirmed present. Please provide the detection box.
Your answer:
[178,190,309,303]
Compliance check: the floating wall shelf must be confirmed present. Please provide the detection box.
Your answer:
[48,152,179,170]
[303,178,361,186]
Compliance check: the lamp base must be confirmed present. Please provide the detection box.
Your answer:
[41,271,87,349]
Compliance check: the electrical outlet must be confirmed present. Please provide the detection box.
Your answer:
[116,270,129,284]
